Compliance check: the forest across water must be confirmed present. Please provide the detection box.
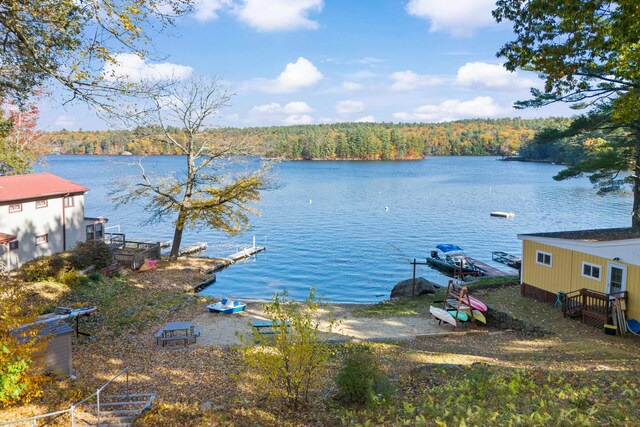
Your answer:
[43,117,574,161]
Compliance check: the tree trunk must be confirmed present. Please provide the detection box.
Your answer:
[169,218,185,261]
[634,128,640,229]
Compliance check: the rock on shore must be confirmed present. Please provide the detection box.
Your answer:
[390,277,437,299]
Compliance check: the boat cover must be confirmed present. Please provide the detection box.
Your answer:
[436,244,463,253]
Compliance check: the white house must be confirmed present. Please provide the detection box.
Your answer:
[0,172,107,272]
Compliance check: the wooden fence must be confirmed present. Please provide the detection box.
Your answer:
[112,241,161,270]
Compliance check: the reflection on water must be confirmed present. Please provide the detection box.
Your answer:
[40,155,631,303]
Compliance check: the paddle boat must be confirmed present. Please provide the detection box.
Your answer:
[427,244,483,276]
[207,298,246,314]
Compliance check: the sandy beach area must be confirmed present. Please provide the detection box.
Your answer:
[191,302,449,347]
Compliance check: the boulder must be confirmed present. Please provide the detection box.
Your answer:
[390,277,437,299]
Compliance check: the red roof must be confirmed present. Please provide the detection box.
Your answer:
[0,232,17,244]
[0,173,89,203]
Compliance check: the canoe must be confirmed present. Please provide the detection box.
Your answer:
[472,309,487,324]
[207,299,246,314]
[447,310,469,322]
[430,306,457,327]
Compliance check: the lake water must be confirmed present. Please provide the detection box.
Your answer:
[38,155,632,303]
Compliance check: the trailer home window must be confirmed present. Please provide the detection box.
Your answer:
[536,251,552,266]
[582,262,601,280]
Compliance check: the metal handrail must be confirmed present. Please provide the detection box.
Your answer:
[0,367,130,427]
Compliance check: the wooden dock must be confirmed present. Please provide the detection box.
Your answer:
[467,257,517,278]
[228,246,265,262]
[178,242,208,256]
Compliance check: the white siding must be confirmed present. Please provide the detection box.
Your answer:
[0,194,86,270]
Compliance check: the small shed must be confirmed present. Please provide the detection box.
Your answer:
[17,317,74,377]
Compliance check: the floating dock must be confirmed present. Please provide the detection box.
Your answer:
[491,251,522,269]
[228,246,265,262]
[490,211,515,218]
[178,242,208,256]
[466,257,518,278]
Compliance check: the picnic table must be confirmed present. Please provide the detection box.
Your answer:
[155,321,201,346]
[251,320,291,335]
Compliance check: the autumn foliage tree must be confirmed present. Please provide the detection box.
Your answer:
[494,0,640,226]
[115,77,270,260]
[0,94,44,176]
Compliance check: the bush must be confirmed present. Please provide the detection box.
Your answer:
[69,240,112,270]
[0,279,47,407]
[19,254,69,282]
[239,289,336,409]
[57,269,81,287]
[336,344,395,407]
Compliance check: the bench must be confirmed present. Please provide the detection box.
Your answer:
[159,336,189,346]
[251,320,291,335]
[191,327,201,343]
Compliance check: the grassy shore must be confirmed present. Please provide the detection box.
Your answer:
[2,260,640,426]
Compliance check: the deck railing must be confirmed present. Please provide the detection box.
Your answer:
[0,368,130,427]
[562,288,628,328]
[112,241,161,270]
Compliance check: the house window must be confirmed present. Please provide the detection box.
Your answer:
[86,225,95,241]
[582,262,601,280]
[35,234,48,245]
[35,200,48,209]
[95,223,103,240]
[536,250,552,267]
[9,240,19,251]
[8,204,22,213]
[64,196,74,208]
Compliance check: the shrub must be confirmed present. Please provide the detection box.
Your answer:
[19,254,69,282]
[57,269,81,287]
[239,289,336,409]
[0,279,47,406]
[69,240,112,270]
[336,344,395,407]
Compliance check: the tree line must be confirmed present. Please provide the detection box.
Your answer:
[41,117,567,160]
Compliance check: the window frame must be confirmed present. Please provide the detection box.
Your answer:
[582,262,601,280]
[86,224,95,241]
[536,250,552,267]
[63,196,74,208]
[35,234,48,246]
[35,200,48,209]
[9,240,19,251]
[8,203,22,213]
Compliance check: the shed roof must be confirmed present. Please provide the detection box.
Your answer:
[0,173,89,203]
[520,227,640,242]
[0,232,17,244]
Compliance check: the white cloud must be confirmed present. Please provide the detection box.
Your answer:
[354,57,384,65]
[406,0,496,36]
[250,101,314,115]
[193,0,231,22]
[249,101,315,125]
[285,114,314,125]
[234,0,323,31]
[256,57,323,93]
[393,96,504,122]
[342,81,364,91]
[336,100,364,114]
[456,62,537,91]
[356,115,375,123]
[102,54,193,82]
[283,101,314,114]
[54,115,75,128]
[389,70,445,91]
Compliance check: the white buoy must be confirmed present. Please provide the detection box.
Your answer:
[385,206,388,211]
[309,199,312,204]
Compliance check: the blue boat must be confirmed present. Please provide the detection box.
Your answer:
[427,244,483,276]
[207,298,246,314]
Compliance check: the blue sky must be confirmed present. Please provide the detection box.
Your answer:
[39,0,575,131]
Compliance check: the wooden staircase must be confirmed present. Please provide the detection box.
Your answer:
[86,393,156,426]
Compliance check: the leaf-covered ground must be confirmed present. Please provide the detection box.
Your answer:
[2,264,640,426]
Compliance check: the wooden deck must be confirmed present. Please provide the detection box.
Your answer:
[466,257,517,278]
[228,246,265,262]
